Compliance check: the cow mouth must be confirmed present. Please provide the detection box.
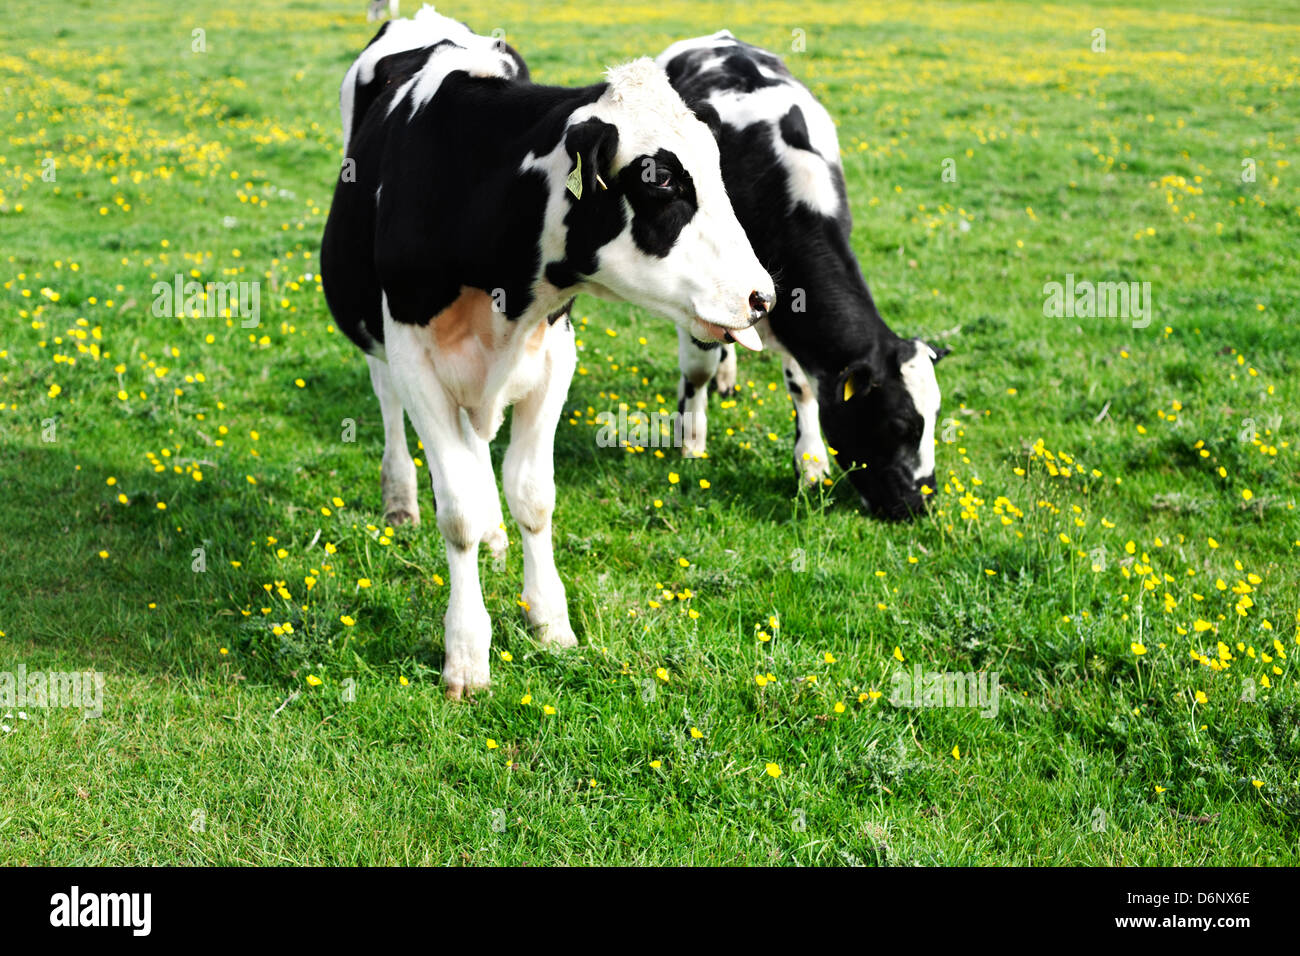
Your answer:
[692,318,763,351]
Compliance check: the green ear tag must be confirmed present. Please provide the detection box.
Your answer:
[566,153,583,199]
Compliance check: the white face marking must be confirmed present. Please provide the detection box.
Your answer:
[899,344,941,482]
[524,59,773,337]
[655,33,843,217]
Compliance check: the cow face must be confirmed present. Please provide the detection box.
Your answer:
[544,60,775,351]
[823,339,947,520]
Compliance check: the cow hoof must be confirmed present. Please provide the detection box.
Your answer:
[385,507,420,528]
[443,668,490,700]
[444,679,489,701]
[534,618,577,648]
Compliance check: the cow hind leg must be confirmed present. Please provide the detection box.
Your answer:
[712,343,738,397]
[782,354,832,485]
[676,328,721,458]
[503,320,577,647]
[367,354,421,527]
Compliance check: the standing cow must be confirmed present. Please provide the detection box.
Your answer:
[658,31,948,520]
[321,9,774,697]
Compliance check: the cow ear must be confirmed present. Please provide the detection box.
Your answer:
[929,343,951,363]
[688,101,723,139]
[835,357,880,404]
[564,118,619,200]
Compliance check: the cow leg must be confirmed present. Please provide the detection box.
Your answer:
[782,353,831,485]
[676,328,721,458]
[713,343,738,396]
[366,354,420,527]
[503,319,577,646]
[384,322,495,699]
[473,433,509,562]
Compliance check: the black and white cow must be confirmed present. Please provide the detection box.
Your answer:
[320,9,774,697]
[658,32,948,520]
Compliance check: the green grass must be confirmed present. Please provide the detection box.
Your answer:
[1,0,1298,865]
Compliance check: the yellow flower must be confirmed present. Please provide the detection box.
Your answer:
[306,674,322,687]
[699,479,710,489]
[833,701,845,713]
[520,693,532,705]
[1131,642,1147,656]
[765,762,781,778]
[542,704,556,715]
[823,652,836,664]
[668,472,680,484]
[357,577,371,588]
[399,676,409,686]
[340,615,355,627]
[677,556,690,567]
[650,760,661,769]
[1194,690,1208,704]
[893,646,905,662]
[690,727,703,739]
[655,667,669,682]
[486,738,498,750]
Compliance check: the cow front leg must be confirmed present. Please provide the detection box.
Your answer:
[385,322,495,699]
[503,319,577,647]
[713,343,738,396]
[676,328,722,458]
[782,354,831,485]
[366,354,421,527]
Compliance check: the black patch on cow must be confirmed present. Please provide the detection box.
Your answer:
[543,118,626,289]
[348,43,454,151]
[663,33,939,521]
[779,105,813,152]
[322,31,608,347]
[617,149,697,258]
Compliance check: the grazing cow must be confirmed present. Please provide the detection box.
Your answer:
[320,9,774,697]
[657,32,948,520]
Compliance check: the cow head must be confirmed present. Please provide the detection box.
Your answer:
[822,338,948,520]
[542,59,774,350]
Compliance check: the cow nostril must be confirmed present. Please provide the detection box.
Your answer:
[749,290,774,317]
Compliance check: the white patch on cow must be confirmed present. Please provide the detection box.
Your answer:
[656,32,843,216]
[899,344,941,482]
[341,6,518,145]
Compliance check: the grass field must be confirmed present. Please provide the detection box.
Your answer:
[1,0,1298,865]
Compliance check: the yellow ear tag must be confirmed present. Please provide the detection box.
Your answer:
[566,153,583,199]
[843,374,856,402]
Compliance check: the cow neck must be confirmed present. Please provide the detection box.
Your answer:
[769,220,900,382]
